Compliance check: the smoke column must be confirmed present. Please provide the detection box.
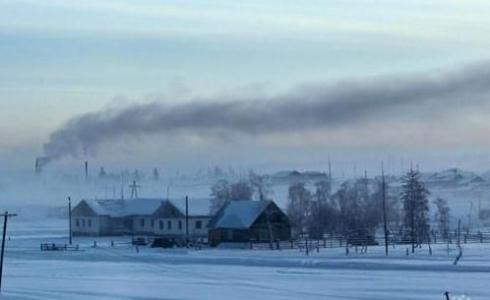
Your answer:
[39,62,490,167]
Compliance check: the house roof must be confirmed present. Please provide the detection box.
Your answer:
[170,197,211,217]
[83,199,125,217]
[81,198,210,218]
[124,198,167,216]
[208,200,272,230]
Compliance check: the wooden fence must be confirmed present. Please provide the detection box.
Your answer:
[249,230,490,252]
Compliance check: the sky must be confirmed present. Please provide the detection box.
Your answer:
[1,0,490,175]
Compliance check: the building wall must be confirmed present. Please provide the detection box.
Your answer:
[209,229,251,247]
[153,217,210,238]
[72,215,211,237]
[188,217,210,237]
[132,216,155,235]
[72,216,109,236]
[209,224,291,247]
[106,217,132,235]
[153,218,184,236]
[249,223,291,241]
[208,205,291,247]
[71,199,211,238]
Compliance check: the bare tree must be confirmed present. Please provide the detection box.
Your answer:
[249,171,272,201]
[210,180,231,214]
[287,182,312,237]
[334,179,380,245]
[210,179,254,214]
[230,181,253,201]
[434,197,450,241]
[307,180,338,239]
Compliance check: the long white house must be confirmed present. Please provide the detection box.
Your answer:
[71,197,211,239]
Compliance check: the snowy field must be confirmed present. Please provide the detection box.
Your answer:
[2,220,489,300]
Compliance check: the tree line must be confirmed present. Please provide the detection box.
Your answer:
[209,172,272,214]
[209,169,452,249]
[287,169,451,249]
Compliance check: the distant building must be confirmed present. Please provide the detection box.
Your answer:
[208,200,291,247]
[479,209,490,227]
[71,198,210,240]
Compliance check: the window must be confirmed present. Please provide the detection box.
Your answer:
[82,219,86,227]
[178,220,182,230]
[76,219,80,227]
[140,218,145,227]
[167,220,172,230]
[195,220,202,229]
[151,219,154,228]
[88,219,92,227]
[159,220,163,230]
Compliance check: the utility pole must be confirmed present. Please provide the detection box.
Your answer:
[328,157,332,195]
[410,168,416,254]
[129,181,141,199]
[468,201,474,231]
[478,193,482,230]
[120,179,125,201]
[381,163,389,256]
[185,196,189,247]
[0,211,17,294]
[68,197,72,245]
[84,161,89,182]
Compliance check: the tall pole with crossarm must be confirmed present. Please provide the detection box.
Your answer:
[68,197,72,245]
[0,211,17,294]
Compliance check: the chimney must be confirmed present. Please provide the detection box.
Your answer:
[85,161,89,181]
[35,158,41,174]
[35,156,50,175]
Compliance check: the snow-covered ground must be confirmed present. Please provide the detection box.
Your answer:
[1,220,488,299]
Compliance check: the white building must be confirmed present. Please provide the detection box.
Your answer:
[72,198,211,239]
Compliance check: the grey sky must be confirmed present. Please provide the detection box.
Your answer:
[1,0,490,173]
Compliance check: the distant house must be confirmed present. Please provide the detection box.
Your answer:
[71,198,211,239]
[479,209,490,227]
[207,200,291,247]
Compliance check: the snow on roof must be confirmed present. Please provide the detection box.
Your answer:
[82,198,210,217]
[170,197,211,216]
[124,198,166,216]
[84,199,125,217]
[209,200,271,229]
[421,168,485,186]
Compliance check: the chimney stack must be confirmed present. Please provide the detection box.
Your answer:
[35,157,51,175]
[85,161,89,181]
[35,158,41,174]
